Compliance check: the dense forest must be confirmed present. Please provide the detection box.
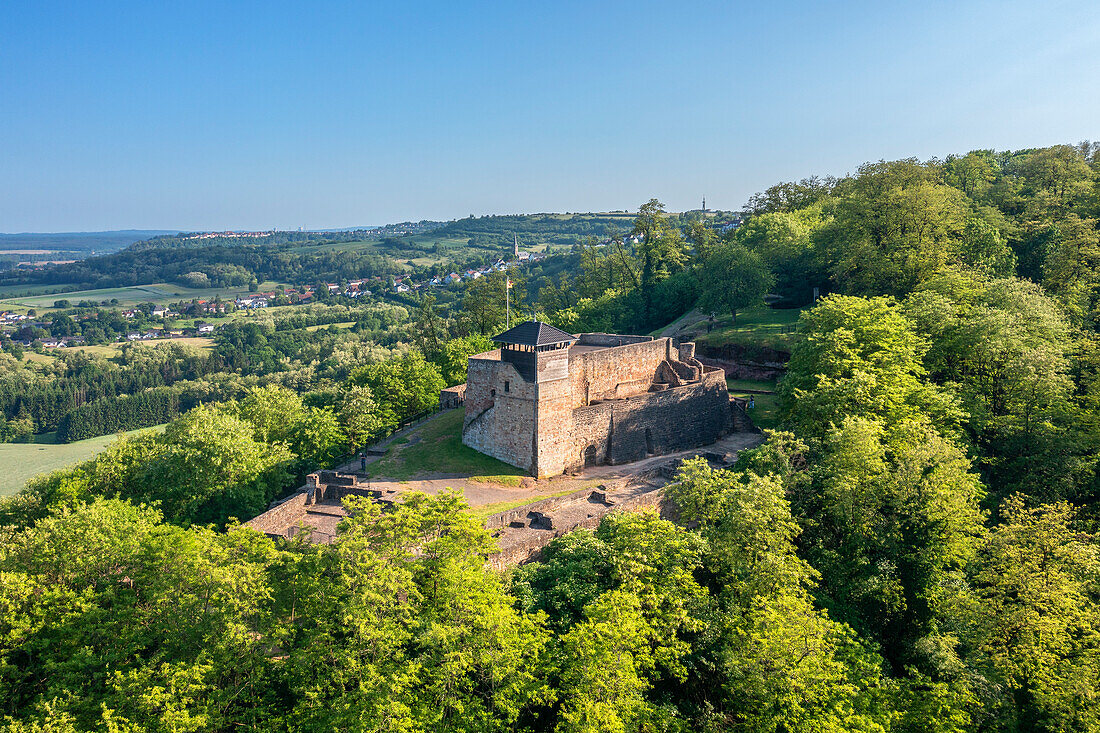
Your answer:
[3,143,1100,731]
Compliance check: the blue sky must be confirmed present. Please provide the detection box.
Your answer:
[2,0,1098,231]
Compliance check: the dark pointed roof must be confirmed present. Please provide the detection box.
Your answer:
[492,321,576,347]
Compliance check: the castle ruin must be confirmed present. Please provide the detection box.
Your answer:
[461,321,734,477]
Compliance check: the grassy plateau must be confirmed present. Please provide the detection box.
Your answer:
[0,425,166,496]
[365,409,527,485]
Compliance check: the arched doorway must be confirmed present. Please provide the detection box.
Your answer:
[583,444,598,467]
[645,428,654,456]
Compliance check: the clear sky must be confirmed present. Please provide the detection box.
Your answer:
[2,0,1098,232]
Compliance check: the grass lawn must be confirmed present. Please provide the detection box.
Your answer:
[0,283,80,298]
[0,425,166,496]
[154,336,215,350]
[734,391,780,430]
[726,376,781,430]
[66,344,125,358]
[726,377,777,393]
[366,409,527,485]
[695,307,804,352]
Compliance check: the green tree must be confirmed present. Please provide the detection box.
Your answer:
[632,199,687,324]
[780,294,960,439]
[731,207,831,305]
[435,333,494,386]
[229,385,348,468]
[1041,213,1100,321]
[350,350,446,432]
[0,498,279,729]
[415,294,442,357]
[903,270,1091,503]
[964,495,1100,730]
[338,385,386,448]
[696,243,774,323]
[555,591,671,733]
[801,417,987,669]
[667,458,897,732]
[281,491,550,731]
[684,216,720,261]
[138,405,293,525]
[462,271,526,334]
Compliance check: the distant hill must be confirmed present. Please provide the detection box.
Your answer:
[127,221,447,252]
[0,212,734,292]
[0,230,174,256]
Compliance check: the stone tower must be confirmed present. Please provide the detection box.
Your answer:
[462,321,733,477]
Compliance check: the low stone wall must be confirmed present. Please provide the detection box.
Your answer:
[244,492,309,537]
[483,487,600,530]
[486,487,673,569]
[316,470,358,487]
[440,384,466,409]
[576,333,654,347]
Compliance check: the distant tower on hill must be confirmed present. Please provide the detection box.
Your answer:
[514,233,520,258]
[702,196,707,212]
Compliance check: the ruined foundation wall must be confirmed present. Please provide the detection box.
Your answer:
[483,486,602,530]
[487,488,673,569]
[244,492,309,537]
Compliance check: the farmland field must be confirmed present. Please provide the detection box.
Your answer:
[0,280,289,311]
[18,337,215,362]
[0,425,166,496]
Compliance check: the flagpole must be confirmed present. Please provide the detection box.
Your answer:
[506,272,510,328]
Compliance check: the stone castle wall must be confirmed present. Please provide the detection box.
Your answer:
[562,370,731,472]
[569,338,670,403]
[463,353,537,472]
[462,333,734,478]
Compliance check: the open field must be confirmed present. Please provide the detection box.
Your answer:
[0,284,71,298]
[365,408,527,485]
[19,337,215,362]
[49,344,121,358]
[726,377,777,393]
[304,321,355,332]
[0,425,165,496]
[0,280,288,311]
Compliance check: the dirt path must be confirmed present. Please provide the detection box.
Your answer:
[338,431,765,508]
[655,308,704,338]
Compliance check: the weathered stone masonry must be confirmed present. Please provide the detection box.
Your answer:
[460,322,736,477]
